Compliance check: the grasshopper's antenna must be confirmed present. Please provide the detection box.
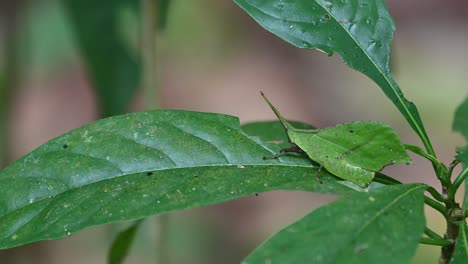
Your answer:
[260,91,294,131]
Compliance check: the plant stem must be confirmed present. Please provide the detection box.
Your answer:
[426,186,447,203]
[420,237,452,247]
[405,144,445,170]
[439,184,463,263]
[373,172,402,185]
[440,217,459,264]
[424,227,444,241]
[447,167,468,200]
[142,1,168,263]
[447,160,460,179]
[157,214,169,264]
[0,3,20,169]
[142,0,160,110]
[424,196,446,216]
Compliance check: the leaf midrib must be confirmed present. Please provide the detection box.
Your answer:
[312,2,425,142]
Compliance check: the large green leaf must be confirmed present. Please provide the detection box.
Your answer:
[62,0,140,117]
[0,111,373,249]
[243,184,426,264]
[453,96,468,141]
[234,0,433,154]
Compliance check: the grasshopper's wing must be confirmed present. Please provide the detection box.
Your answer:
[321,159,374,188]
[315,121,410,171]
[289,121,409,187]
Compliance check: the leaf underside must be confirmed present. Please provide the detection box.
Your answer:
[0,111,374,249]
[235,0,432,154]
[243,184,427,264]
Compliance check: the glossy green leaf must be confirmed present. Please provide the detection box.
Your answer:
[243,184,427,264]
[453,96,468,141]
[261,93,410,187]
[108,220,142,264]
[235,0,433,155]
[0,111,372,249]
[62,0,140,117]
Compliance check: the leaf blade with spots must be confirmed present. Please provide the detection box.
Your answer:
[242,184,427,264]
[0,111,372,249]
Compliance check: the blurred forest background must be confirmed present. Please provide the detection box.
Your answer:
[0,0,467,263]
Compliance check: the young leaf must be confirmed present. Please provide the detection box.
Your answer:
[0,111,366,249]
[453,96,468,141]
[235,0,434,156]
[62,0,140,117]
[108,220,142,264]
[243,184,427,264]
[261,93,411,187]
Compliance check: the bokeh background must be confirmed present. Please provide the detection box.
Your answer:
[0,0,467,263]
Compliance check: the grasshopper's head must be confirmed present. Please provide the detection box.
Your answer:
[260,91,295,132]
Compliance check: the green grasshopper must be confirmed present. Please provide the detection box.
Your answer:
[261,92,411,188]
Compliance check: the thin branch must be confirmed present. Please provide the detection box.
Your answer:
[448,167,468,200]
[424,196,447,216]
[420,237,452,247]
[426,186,447,203]
[142,0,160,109]
[372,172,402,185]
[447,160,461,179]
[424,227,444,241]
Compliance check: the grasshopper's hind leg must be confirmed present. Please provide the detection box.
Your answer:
[263,144,303,160]
[315,165,324,184]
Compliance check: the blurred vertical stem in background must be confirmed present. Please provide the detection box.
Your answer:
[142,0,168,263]
[0,2,21,169]
[142,0,160,109]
